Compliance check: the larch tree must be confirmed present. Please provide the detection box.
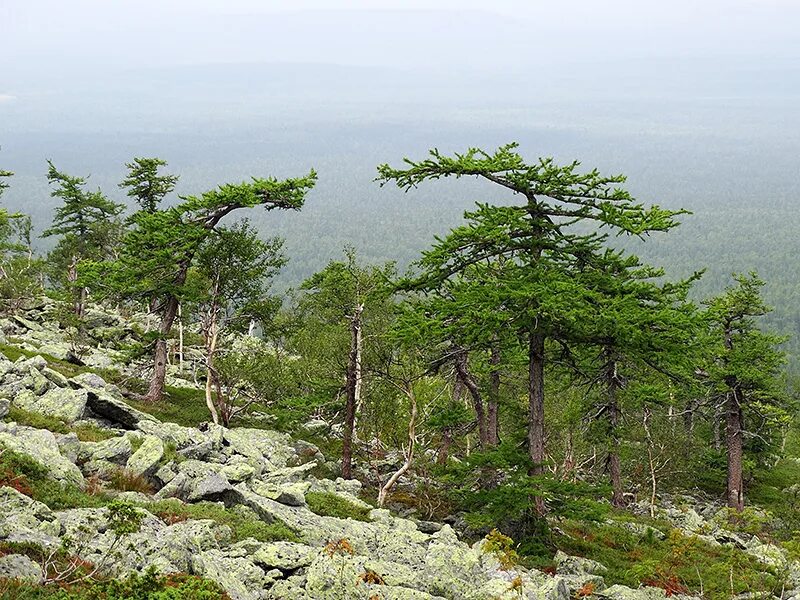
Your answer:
[119,157,179,214]
[98,168,316,402]
[377,143,685,483]
[43,161,124,317]
[703,273,790,511]
[574,251,701,506]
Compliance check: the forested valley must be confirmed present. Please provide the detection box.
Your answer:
[1,134,799,598]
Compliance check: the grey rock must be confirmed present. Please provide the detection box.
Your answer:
[70,372,156,428]
[14,387,88,423]
[0,397,9,418]
[81,435,132,464]
[0,554,43,583]
[0,424,84,486]
[126,435,164,477]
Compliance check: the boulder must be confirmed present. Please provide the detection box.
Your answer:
[70,373,156,428]
[0,397,8,419]
[13,387,88,423]
[126,435,164,478]
[0,486,61,548]
[0,423,84,486]
[0,554,43,583]
[191,549,276,600]
[155,460,233,502]
[80,435,132,464]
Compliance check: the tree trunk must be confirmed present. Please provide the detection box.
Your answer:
[454,349,487,448]
[528,330,546,514]
[487,342,500,446]
[528,331,546,473]
[341,303,363,480]
[726,388,745,511]
[437,427,452,465]
[143,294,180,402]
[606,361,624,508]
[378,380,417,507]
[177,302,184,373]
[204,314,220,425]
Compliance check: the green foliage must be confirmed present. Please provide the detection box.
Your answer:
[0,566,229,599]
[550,520,783,599]
[5,406,115,443]
[119,157,178,214]
[145,499,299,543]
[305,491,372,522]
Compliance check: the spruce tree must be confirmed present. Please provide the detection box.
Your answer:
[703,273,790,510]
[119,157,178,214]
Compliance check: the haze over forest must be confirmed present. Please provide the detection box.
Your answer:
[2,0,800,359]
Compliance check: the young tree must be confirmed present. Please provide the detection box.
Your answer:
[574,252,701,506]
[703,273,790,511]
[378,143,685,483]
[192,219,286,425]
[119,157,178,214]
[42,161,124,317]
[99,168,316,402]
[294,250,395,479]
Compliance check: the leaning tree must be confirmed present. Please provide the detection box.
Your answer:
[100,167,316,402]
[378,143,685,480]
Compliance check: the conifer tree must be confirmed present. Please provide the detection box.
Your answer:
[99,168,316,402]
[378,143,685,484]
[703,273,790,511]
[43,161,124,316]
[119,157,178,214]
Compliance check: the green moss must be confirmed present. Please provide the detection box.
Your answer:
[0,443,110,509]
[145,499,299,543]
[5,406,116,443]
[126,387,210,428]
[5,406,69,434]
[305,491,371,522]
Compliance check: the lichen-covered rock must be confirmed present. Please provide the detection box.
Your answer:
[223,428,295,470]
[0,423,84,486]
[0,397,9,419]
[55,432,81,464]
[80,435,132,464]
[192,549,276,600]
[249,540,318,570]
[136,420,210,451]
[126,435,164,477]
[250,480,309,507]
[221,460,257,483]
[554,550,607,576]
[0,486,61,548]
[70,373,156,428]
[13,387,87,424]
[0,554,43,583]
[155,460,233,502]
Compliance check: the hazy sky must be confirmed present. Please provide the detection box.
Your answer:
[3,0,798,80]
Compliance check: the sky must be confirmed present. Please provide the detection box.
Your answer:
[2,0,799,81]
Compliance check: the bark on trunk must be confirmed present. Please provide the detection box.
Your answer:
[144,294,180,402]
[528,331,546,473]
[437,427,452,465]
[487,342,501,447]
[726,388,745,511]
[378,381,417,507]
[528,330,546,514]
[454,349,487,448]
[204,314,220,425]
[607,368,623,508]
[341,303,363,480]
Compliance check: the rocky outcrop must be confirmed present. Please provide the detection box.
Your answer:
[0,365,708,600]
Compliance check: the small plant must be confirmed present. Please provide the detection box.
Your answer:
[324,538,355,558]
[356,568,385,586]
[483,529,520,571]
[109,468,155,495]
